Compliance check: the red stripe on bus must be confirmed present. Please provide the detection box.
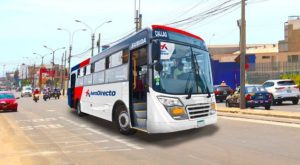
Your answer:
[80,58,90,68]
[152,25,204,41]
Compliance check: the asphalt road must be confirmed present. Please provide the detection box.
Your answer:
[217,101,300,112]
[1,95,300,165]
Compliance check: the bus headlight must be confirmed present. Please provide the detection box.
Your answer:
[157,96,183,107]
[210,102,217,115]
[157,96,188,120]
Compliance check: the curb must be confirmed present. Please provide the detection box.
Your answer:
[217,107,300,120]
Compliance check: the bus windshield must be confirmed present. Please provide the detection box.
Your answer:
[153,42,213,95]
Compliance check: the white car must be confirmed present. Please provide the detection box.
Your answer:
[21,86,33,97]
[262,79,300,105]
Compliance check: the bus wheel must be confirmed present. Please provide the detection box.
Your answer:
[76,101,83,117]
[116,105,136,135]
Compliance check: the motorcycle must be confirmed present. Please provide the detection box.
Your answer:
[52,90,61,99]
[33,94,39,102]
[43,92,50,101]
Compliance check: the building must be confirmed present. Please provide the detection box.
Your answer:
[209,16,300,87]
[279,16,300,53]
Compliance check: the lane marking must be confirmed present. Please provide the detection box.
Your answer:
[57,116,144,150]
[85,127,144,150]
[19,124,64,130]
[59,117,86,128]
[220,116,300,128]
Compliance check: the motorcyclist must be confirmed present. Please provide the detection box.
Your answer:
[33,88,40,102]
[33,88,40,95]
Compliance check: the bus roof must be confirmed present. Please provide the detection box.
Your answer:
[71,25,205,72]
[151,25,204,41]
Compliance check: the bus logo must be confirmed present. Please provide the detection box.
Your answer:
[85,89,117,97]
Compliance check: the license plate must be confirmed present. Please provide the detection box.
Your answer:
[258,96,264,99]
[223,91,227,94]
[197,120,205,127]
[287,89,292,93]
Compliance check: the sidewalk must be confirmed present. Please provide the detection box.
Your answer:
[217,107,300,123]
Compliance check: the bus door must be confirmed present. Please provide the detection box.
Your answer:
[129,46,148,129]
[69,73,76,108]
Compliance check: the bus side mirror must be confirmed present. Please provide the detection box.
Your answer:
[152,40,160,61]
[155,63,163,72]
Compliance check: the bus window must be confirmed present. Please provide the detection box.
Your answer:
[86,65,91,75]
[123,49,129,64]
[77,69,80,78]
[95,59,105,72]
[83,67,87,76]
[105,56,110,69]
[111,51,123,67]
[90,63,95,73]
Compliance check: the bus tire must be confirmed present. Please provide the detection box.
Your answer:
[115,105,136,135]
[76,101,83,117]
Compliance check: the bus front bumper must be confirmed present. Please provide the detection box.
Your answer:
[147,114,217,134]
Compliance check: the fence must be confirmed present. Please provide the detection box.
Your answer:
[247,62,300,84]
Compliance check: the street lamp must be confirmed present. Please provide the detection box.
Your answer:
[75,20,112,57]
[57,27,86,95]
[43,46,65,88]
[33,52,51,66]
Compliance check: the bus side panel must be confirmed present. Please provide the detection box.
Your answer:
[67,88,72,107]
[80,82,129,122]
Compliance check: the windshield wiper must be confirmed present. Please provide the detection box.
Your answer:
[206,85,211,98]
[186,79,195,99]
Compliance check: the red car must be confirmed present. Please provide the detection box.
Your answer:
[0,91,19,112]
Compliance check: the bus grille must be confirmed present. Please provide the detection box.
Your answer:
[186,104,210,119]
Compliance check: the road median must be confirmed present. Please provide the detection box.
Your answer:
[217,107,300,120]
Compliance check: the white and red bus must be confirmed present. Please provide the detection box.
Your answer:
[68,25,217,134]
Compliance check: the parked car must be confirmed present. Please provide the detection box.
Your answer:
[21,86,32,97]
[213,85,232,102]
[225,85,272,110]
[262,79,300,105]
[0,91,19,112]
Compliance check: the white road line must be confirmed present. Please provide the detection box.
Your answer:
[58,117,144,150]
[63,142,92,149]
[220,116,300,128]
[59,117,86,128]
[85,127,144,150]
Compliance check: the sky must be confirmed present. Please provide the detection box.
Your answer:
[0,0,299,77]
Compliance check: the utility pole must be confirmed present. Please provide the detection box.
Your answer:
[134,0,142,32]
[91,34,95,57]
[97,33,101,53]
[62,51,67,96]
[240,0,246,109]
[67,45,72,85]
[32,64,36,88]
[60,52,64,92]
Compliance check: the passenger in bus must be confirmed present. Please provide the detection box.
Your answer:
[173,62,184,79]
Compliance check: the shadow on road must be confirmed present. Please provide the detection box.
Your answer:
[133,125,219,148]
[67,110,219,148]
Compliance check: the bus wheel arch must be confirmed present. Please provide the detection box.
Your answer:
[112,100,136,135]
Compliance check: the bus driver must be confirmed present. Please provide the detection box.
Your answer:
[173,62,184,79]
